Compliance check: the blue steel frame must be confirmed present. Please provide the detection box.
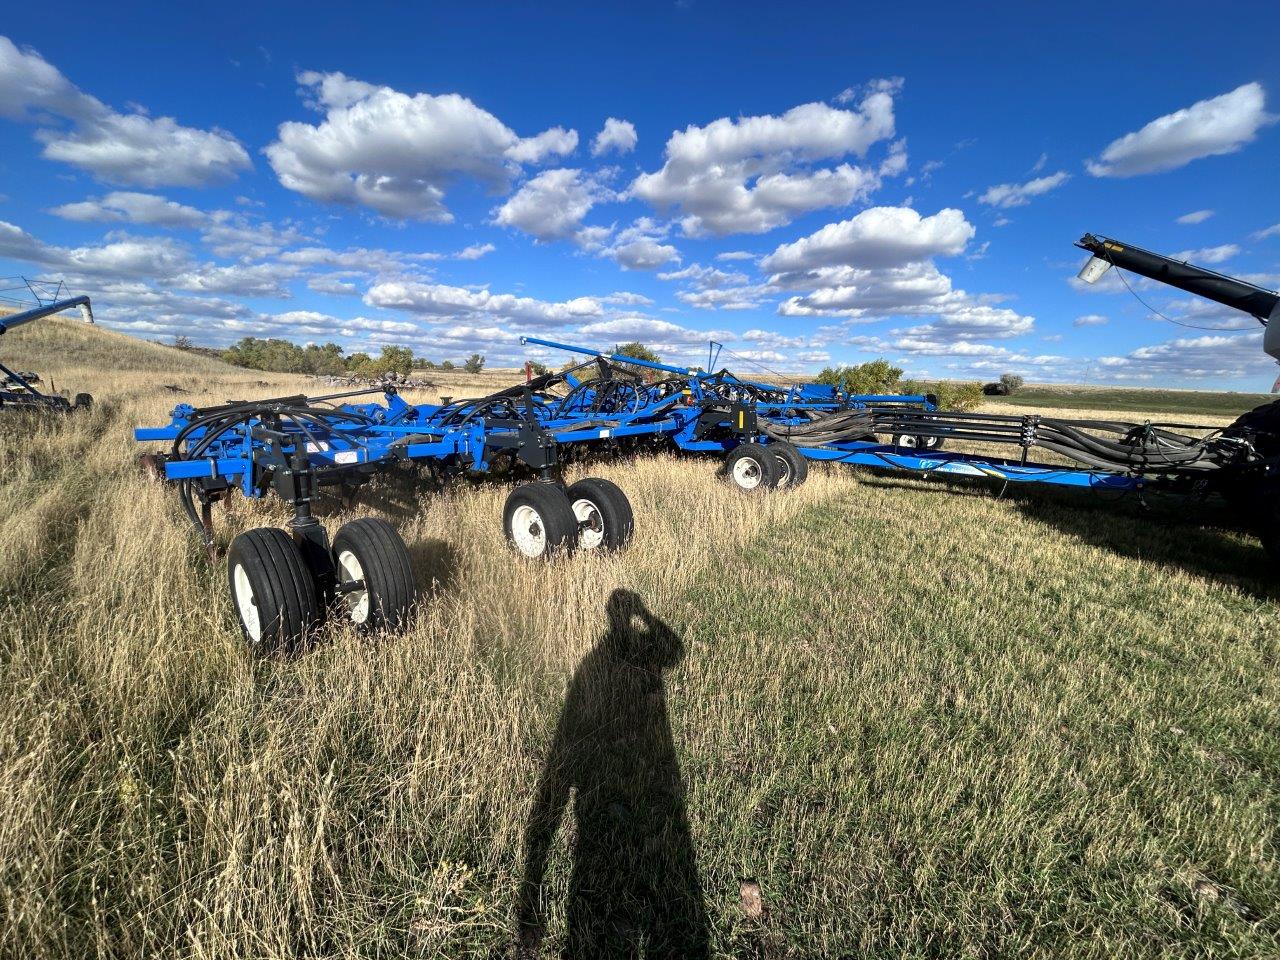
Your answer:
[520,337,1145,494]
[134,335,1145,509]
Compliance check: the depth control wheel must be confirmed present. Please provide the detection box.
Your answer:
[891,433,944,452]
[226,527,321,655]
[723,443,779,492]
[768,441,808,489]
[331,518,417,632]
[566,477,634,552]
[504,482,578,559]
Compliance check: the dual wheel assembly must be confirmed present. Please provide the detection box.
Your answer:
[503,477,634,559]
[227,517,415,655]
[225,477,637,654]
[723,440,809,492]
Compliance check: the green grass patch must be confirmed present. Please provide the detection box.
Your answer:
[987,386,1272,418]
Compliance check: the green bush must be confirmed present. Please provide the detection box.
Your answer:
[904,379,986,412]
[1000,373,1025,394]
[611,341,663,378]
[350,345,414,378]
[222,337,348,376]
[815,359,904,395]
[464,353,486,374]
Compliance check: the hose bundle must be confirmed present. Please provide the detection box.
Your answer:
[763,405,1235,475]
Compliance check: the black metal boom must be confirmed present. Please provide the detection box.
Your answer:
[1076,234,1280,325]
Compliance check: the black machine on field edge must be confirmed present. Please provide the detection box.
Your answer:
[827,233,1280,557]
[0,282,95,413]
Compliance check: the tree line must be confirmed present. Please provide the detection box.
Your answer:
[175,336,487,377]
[814,359,998,411]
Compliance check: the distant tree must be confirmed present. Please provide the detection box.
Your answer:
[345,352,371,373]
[351,345,413,378]
[440,360,456,371]
[464,353,486,374]
[611,341,662,377]
[303,341,347,376]
[528,360,550,377]
[172,335,194,351]
[999,372,1025,394]
[419,359,437,370]
[906,378,987,412]
[815,359,903,395]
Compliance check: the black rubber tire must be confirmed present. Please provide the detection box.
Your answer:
[73,392,93,411]
[504,482,578,559]
[769,441,809,489]
[565,477,635,552]
[723,442,779,492]
[330,518,417,633]
[226,527,321,655]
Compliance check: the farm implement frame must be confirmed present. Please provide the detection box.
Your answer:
[0,287,95,413]
[134,230,1280,654]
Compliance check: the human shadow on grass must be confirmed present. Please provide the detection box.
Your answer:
[859,473,1275,600]
[517,589,709,959]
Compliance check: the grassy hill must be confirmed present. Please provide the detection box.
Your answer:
[3,316,237,376]
[1,324,1278,957]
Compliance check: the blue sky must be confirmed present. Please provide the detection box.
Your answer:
[1,2,1278,387]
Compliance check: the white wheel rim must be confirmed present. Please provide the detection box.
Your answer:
[572,498,605,550]
[732,456,762,489]
[337,549,370,625]
[232,563,261,643]
[899,435,918,448]
[511,503,547,558]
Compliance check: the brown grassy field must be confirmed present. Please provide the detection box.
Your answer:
[2,318,1278,958]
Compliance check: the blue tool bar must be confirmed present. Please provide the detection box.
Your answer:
[520,335,700,376]
[791,443,1140,490]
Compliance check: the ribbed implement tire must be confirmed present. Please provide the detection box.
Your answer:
[331,518,417,633]
[566,477,635,552]
[723,442,779,492]
[769,441,809,489]
[227,527,321,655]
[504,482,578,559]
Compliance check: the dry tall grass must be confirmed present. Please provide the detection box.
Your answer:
[2,319,1278,957]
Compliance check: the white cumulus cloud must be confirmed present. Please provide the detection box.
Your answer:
[266,70,577,220]
[761,206,974,274]
[49,191,208,228]
[493,168,611,244]
[977,171,1070,208]
[1173,244,1239,264]
[629,86,899,236]
[1176,209,1214,225]
[0,36,250,187]
[1087,82,1274,177]
[591,117,638,156]
[364,279,602,326]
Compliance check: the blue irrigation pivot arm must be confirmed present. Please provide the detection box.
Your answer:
[0,295,93,334]
[519,335,701,376]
